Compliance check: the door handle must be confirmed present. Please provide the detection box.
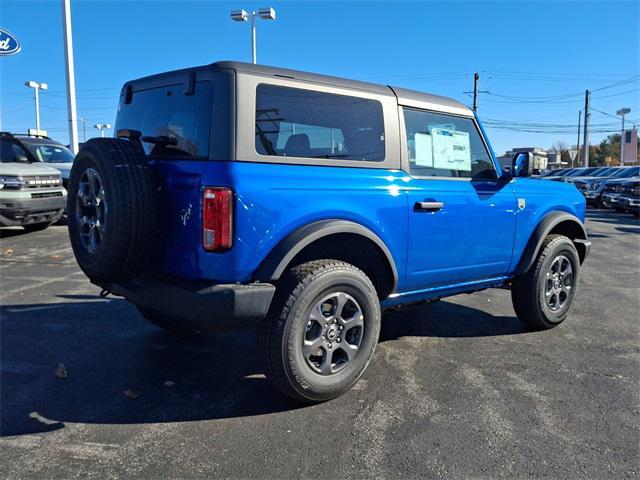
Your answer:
[414,201,444,212]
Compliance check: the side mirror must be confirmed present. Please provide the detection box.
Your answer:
[14,154,30,164]
[512,152,533,178]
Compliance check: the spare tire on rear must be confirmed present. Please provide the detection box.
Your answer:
[67,138,161,283]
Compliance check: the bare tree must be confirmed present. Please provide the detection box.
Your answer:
[551,141,572,166]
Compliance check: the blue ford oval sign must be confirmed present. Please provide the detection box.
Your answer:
[0,28,21,56]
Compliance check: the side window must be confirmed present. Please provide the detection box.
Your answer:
[255,84,385,161]
[403,108,497,179]
[0,141,29,163]
[116,81,213,158]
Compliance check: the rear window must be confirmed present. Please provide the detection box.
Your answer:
[255,84,385,161]
[116,81,212,159]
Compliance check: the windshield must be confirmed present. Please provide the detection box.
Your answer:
[612,167,639,178]
[25,144,75,164]
[592,167,615,177]
[578,167,599,176]
[562,168,582,176]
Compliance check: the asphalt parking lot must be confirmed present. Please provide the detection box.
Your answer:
[1,210,639,479]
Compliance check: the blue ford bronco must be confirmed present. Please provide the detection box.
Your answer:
[67,61,590,402]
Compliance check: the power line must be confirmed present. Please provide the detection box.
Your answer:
[590,107,619,120]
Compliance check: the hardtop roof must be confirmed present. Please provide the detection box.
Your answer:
[125,61,473,116]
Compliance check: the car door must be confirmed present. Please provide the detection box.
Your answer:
[401,107,517,290]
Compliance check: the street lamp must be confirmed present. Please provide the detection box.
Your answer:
[230,7,276,64]
[24,80,48,134]
[94,123,111,138]
[616,108,631,165]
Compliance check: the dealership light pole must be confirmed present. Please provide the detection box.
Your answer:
[616,108,631,165]
[62,0,79,154]
[24,81,47,134]
[230,7,276,64]
[94,123,111,137]
[79,116,87,142]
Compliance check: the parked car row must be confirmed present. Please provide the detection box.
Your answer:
[0,131,74,231]
[600,179,640,215]
[537,165,639,215]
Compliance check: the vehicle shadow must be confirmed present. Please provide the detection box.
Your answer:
[0,227,29,239]
[1,297,525,437]
[616,226,640,234]
[587,210,638,226]
[381,300,526,341]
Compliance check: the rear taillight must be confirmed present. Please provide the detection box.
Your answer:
[202,187,233,252]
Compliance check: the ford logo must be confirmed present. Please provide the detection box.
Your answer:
[0,28,21,56]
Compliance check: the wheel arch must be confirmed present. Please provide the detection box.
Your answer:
[515,211,590,275]
[252,219,398,299]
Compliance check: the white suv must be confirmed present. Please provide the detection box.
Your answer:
[1,132,67,232]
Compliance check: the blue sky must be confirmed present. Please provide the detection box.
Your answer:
[1,0,638,155]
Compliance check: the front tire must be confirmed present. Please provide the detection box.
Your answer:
[259,260,381,403]
[511,234,580,330]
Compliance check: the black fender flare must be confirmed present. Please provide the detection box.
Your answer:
[253,219,399,292]
[514,211,590,275]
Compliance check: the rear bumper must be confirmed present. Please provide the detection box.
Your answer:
[0,195,66,226]
[97,272,276,332]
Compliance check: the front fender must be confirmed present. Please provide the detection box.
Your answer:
[514,211,590,275]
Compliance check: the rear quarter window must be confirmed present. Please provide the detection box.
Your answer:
[116,81,213,159]
[255,84,385,161]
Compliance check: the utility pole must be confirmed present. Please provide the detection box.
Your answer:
[582,90,590,167]
[576,110,581,167]
[463,72,489,113]
[62,0,79,154]
[472,72,479,112]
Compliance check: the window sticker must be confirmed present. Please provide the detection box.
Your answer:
[414,132,433,167]
[431,128,471,171]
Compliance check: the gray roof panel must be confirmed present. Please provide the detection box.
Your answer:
[212,61,393,96]
[389,86,473,117]
[126,60,474,116]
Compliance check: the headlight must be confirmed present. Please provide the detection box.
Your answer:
[0,175,25,189]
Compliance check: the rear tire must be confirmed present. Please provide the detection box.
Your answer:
[23,222,53,233]
[511,234,580,330]
[258,260,381,403]
[67,138,161,283]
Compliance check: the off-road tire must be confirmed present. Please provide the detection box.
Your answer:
[258,260,381,403]
[23,222,53,233]
[511,234,580,330]
[67,138,161,283]
[136,306,201,336]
